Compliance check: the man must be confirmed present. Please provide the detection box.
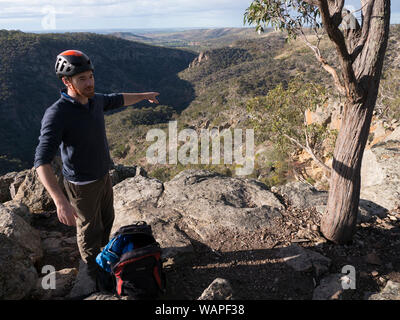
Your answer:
[34,49,159,283]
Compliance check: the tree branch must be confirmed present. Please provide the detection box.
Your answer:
[298,29,346,95]
[351,0,374,63]
[318,0,363,101]
[283,133,331,174]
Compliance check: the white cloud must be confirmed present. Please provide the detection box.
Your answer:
[0,0,251,29]
[2,0,395,31]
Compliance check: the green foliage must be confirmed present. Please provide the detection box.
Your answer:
[126,105,175,126]
[376,68,400,121]
[247,75,328,149]
[246,76,336,185]
[244,0,321,39]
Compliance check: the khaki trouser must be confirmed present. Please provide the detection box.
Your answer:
[63,173,114,276]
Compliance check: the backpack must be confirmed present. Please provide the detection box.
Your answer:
[95,221,166,299]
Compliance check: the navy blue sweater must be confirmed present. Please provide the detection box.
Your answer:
[34,90,125,182]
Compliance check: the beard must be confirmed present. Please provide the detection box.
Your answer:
[83,87,95,98]
[76,86,95,99]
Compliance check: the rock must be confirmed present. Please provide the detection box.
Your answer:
[109,164,148,186]
[66,260,97,299]
[1,200,32,224]
[361,139,400,211]
[312,273,345,300]
[272,181,328,210]
[113,169,285,259]
[0,170,29,202]
[198,278,234,300]
[34,268,78,300]
[0,171,18,203]
[316,199,387,223]
[0,203,42,263]
[161,170,283,209]
[111,203,193,261]
[113,175,164,208]
[280,180,390,221]
[13,157,64,213]
[0,234,38,300]
[112,174,194,260]
[9,170,29,200]
[358,199,388,221]
[384,125,400,142]
[277,244,331,277]
[367,281,400,300]
[158,170,284,240]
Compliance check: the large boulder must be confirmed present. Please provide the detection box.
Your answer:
[0,203,42,263]
[0,170,29,203]
[112,169,285,260]
[272,181,328,210]
[361,131,400,212]
[158,170,284,240]
[13,157,64,213]
[272,181,386,222]
[0,234,38,300]
[0,172,17,203]
[112,175,193,260]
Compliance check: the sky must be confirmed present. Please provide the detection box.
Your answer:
[0,0,399,32]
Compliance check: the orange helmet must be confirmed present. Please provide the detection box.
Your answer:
[55,50,94,78]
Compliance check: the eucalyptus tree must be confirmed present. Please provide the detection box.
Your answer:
[245,0,391,244]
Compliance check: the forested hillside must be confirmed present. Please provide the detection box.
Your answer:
[106,26,400,185]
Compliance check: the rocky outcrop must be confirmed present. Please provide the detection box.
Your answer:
[1,163,398,300]
[189,52,209,68]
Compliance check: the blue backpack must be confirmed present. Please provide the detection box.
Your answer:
[95,221,166,299]
[96,234,135,272]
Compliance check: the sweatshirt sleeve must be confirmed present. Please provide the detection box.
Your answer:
[34,106,64,168]
[103,93,125,112]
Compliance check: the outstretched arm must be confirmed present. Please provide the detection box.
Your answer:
[122,92,159,106]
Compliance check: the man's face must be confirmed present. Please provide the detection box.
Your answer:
[64,70,95,99]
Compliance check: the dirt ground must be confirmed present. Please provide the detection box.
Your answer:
[31,196,400,300]
[166,198,400,300]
